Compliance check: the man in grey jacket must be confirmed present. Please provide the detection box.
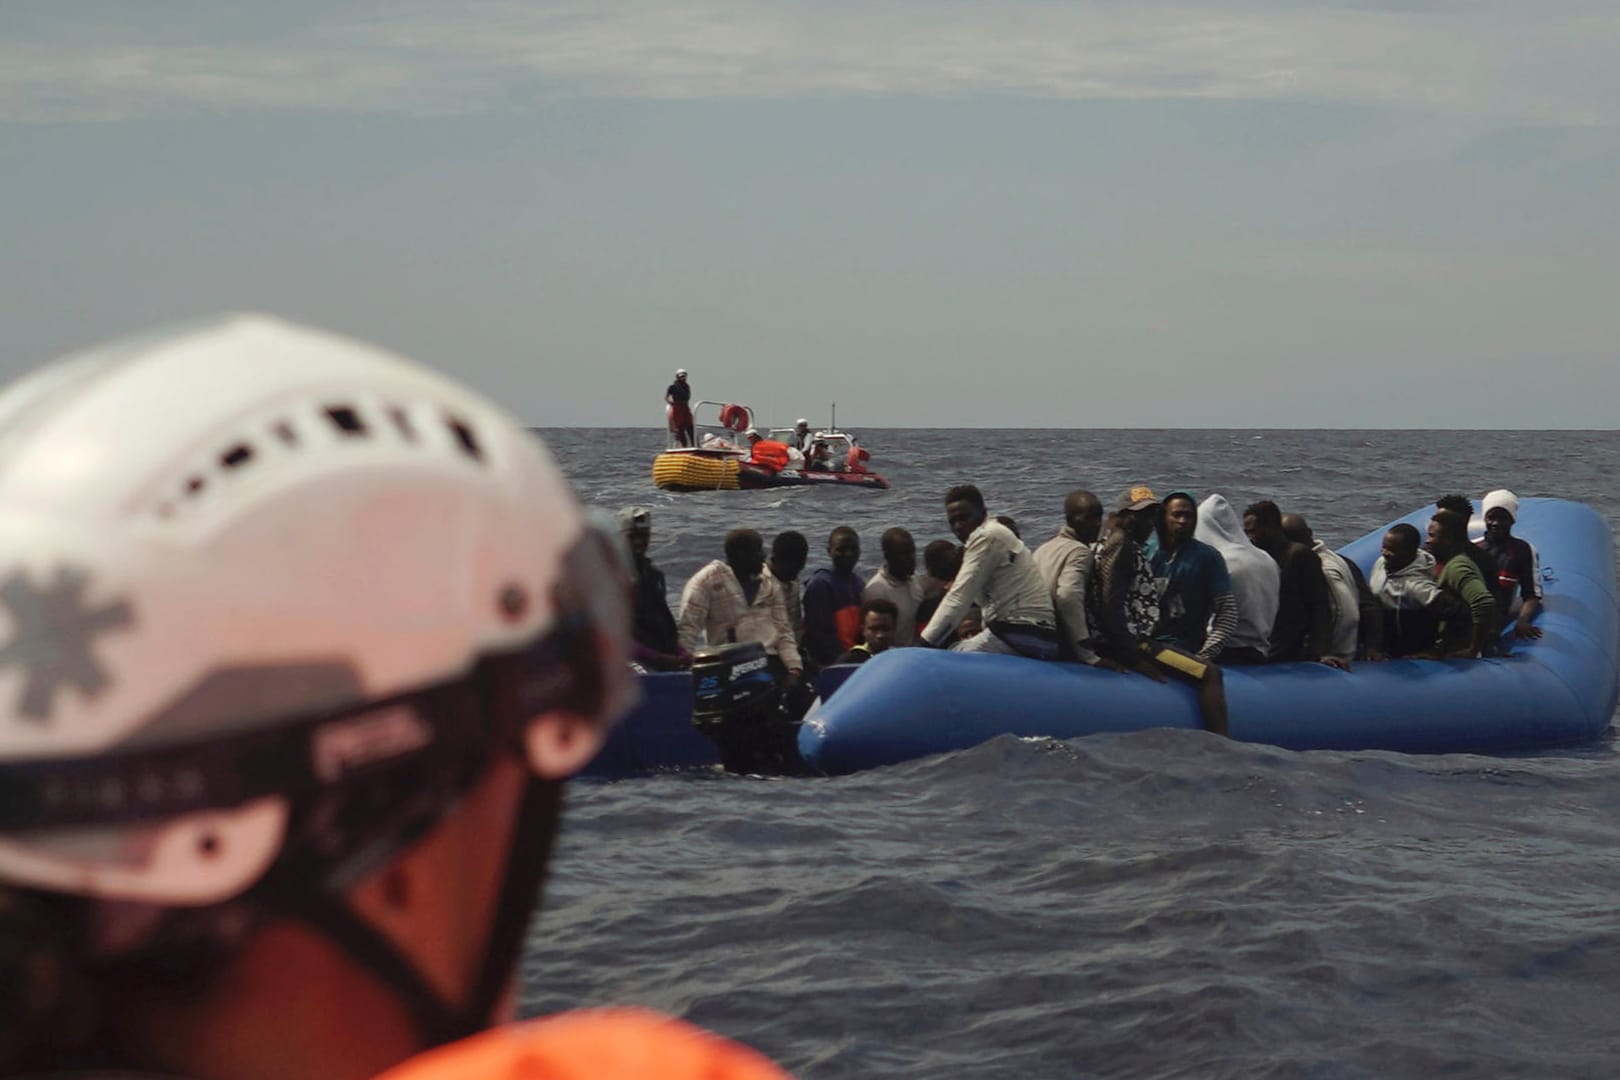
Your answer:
[1370,523,1465,657]
[919,484,1058,657]
[1032,488,1106,665]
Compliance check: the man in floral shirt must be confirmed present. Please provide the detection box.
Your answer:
[1093,485,1229,735]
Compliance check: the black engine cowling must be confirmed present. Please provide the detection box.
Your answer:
[688,642,809,775]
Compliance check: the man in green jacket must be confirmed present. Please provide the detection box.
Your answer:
[1426,509,1501,657]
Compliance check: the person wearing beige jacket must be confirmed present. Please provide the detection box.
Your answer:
[678,528,804,689]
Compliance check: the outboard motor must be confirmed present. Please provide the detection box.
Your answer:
[690,642,809,774]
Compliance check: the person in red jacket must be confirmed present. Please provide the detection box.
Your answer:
[0,316,790,1080]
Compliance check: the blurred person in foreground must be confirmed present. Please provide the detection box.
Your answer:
[0,315,787,1079]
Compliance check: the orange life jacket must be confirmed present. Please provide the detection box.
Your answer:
[373,1007,791,1080]
[844,445,870,473]
[749,440,791,472]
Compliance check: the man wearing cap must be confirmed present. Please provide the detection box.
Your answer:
[918,484,1059,658]
[791,419,813,454]
[620,506,689,671]
[1094,486,1230,734]
[665,369,694,447]
[1476,489,1544,640]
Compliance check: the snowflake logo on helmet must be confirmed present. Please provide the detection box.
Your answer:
[0,566,134,722]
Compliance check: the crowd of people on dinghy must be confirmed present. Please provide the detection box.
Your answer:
[620,484,1544,735]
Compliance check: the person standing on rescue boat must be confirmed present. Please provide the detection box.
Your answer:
[0,316,790,1080]
[665,368,694,447]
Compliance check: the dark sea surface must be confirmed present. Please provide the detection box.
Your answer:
[520,428,1620,1079]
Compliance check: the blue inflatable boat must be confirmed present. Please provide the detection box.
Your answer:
[797,498,1619,775]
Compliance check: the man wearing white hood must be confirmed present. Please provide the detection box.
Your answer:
[1195,494,1279,665]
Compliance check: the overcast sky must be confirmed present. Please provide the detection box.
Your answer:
[2,1,1617,427]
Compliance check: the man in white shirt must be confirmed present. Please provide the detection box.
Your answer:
[919,484,1058,658]
[678,528,803,689]
[1032,489,1105,665]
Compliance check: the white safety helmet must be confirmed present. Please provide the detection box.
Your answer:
[674,368,688,379]
[795,418,808,428]
[0,314,633,910]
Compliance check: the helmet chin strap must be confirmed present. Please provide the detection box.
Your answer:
[286,777,564,1049]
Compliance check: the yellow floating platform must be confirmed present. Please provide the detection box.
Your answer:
[652,452,741,491]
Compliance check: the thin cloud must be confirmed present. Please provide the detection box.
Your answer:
[2,1,1617,124]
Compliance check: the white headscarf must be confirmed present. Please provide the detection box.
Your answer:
[1195,493,1280,652]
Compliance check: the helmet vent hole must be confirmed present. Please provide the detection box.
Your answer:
[272,421,299,446]
[447,415,484,463]
[324,405,368,437]
[220,443,255,469]
[386,406,417,442]
[197,832,221,859]
[184,475,207,497]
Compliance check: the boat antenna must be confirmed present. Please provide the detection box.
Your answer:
[830,402,837,433]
